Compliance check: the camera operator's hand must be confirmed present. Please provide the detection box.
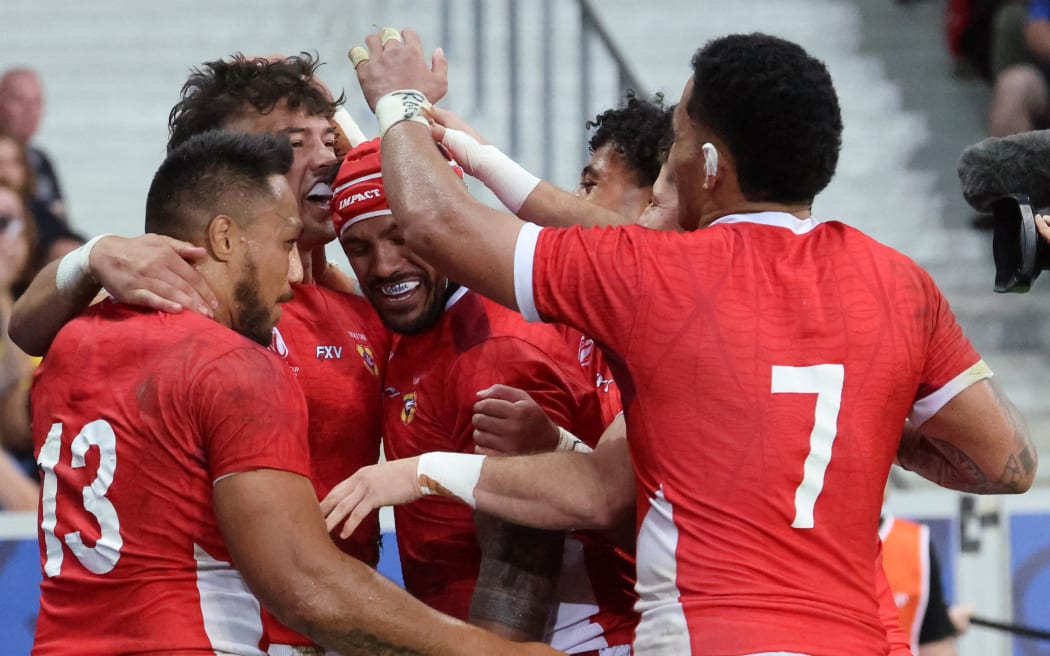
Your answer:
[1036,213,1050,244]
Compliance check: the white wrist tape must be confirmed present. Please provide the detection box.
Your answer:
[375,89,432,138]
[55,233,110,297]
[556,426,593,453]
[416,452,486,509]
[440,128,540,213]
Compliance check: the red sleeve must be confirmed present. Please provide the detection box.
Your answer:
[445,336,592,448]
[192,346,311,481]
[914,271,982,401]
[526,225,646,357]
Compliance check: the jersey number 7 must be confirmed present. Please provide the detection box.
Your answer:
[771,364,844,530]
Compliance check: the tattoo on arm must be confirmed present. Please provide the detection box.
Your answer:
[897,385,1038,493]
[469,511,565,640]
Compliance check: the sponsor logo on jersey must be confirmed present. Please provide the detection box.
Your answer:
[596,371,615,393]
[269,326,289,358]
[357,344,380,377]
[401,392,418,425]
[578,337,594,367]
[384,386,400,398]
[337,187,382,210]
[347,330,369,341]
[316,345,344,359]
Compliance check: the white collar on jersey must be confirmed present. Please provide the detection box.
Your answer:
[710,210,821,235]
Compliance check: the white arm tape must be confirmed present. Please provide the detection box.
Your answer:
[417,452,486,509]
[909,359,994,426]
[55,233,110,297]
[556,426,593,453]
[375,89,432,138]
[440,128,540,213]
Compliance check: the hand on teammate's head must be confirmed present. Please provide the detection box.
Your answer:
[353,28,448,110]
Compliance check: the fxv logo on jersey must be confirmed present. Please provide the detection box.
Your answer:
[316,345,343,359]
[401,392,418,425]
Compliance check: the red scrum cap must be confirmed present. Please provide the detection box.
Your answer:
[330,137,463,237]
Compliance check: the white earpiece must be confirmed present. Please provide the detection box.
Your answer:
[702,142,718,178]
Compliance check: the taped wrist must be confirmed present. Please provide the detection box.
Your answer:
[55,234,110,298]
[440,128,540,213]
[375,89,432,138]
[556,426,593,453]
[416,452,485,509]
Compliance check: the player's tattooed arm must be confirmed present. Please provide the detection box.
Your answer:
[897,379,1037,493]
[469,512,564,641]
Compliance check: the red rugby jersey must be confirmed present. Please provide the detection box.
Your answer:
[31,304,309,656]
[383,287,637,653]
[518,212,983,655]
[262,283,389,647]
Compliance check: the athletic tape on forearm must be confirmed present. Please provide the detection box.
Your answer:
[416,452,486,509]
[55,234,110,297]
[556,426,593,453]
[440,128,540,214]
[375,89,432,138]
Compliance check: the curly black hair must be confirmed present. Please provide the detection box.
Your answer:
[167,52,342,152]
[587,90,673,187]
[687,33,842,204]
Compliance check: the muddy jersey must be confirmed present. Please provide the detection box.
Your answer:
[31,304,309,656]
[517,212,986,655]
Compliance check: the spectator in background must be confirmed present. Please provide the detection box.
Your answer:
[987,0,1050,136]
[0,130,82,275]
[0,182,39,485]
[0,69,68,221]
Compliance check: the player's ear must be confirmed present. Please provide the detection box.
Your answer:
[205,215,238,262]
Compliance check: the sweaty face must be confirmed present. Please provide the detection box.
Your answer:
[668,78,704,232]
[232,176,303,345]
[637,164,681,232]
[575,143,651,222]
[339,214,447,335]
[0,73,43,143]
[223,101,337,249]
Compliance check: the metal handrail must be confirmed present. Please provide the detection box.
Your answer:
[442,0,647,179]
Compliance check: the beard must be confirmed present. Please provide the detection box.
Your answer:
[366,275,449,336]
[234,255,280,347]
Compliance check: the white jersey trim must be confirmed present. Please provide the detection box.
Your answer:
[633,486,690,656]
[909,359,993,426]
[710,211,821,234]
[513,222,543,322]
[194,543,265,656]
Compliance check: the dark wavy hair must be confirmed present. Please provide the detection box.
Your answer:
[687,33,842,204]
[168,52,342,152]
[587,90,673,187]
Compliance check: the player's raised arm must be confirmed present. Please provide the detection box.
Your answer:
[10,234,216,355]
[897,375,1036,493]
[427,106,629,228]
